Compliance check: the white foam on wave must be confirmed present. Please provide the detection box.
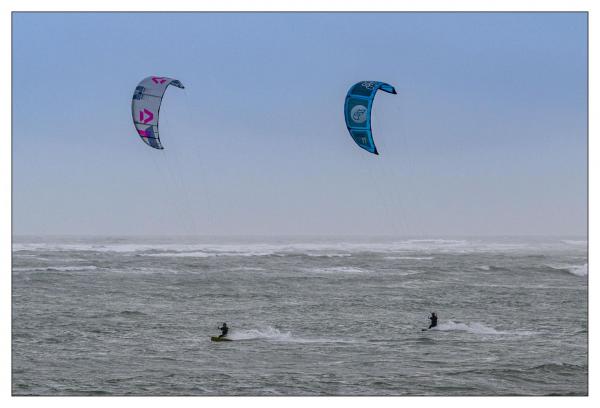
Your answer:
[144,251,276,258]
[304,266,368,274]
[118,267,180,275]
[13,237,585,257]
[567,264,588,277]
[305,253,352,258]
[561,240,587,246]
[144,251,214,258]
[384,256,434,260]
[546,263,588,277]
[230,266,267,272]
[140,249,349,258]
[8,238,489,255]
[405,239,467,245]
[13,265,184,275]
[433,320,534,336]
[13,265,99,272]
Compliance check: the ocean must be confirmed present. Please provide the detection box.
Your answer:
[12,236,588,395]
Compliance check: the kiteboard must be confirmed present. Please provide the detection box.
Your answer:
[211,336,232,342]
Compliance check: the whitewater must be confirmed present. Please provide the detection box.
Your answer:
[12,236,587,395]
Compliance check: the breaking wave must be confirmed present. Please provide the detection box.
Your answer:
[546,264,588,277]
[567,264,588,276]
[561,240,587,246]
[13,237,565,257]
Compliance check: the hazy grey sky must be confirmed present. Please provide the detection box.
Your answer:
[12,12,587,236]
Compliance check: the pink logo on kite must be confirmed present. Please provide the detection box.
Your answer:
[137,129,149,137]
[139,109,154,124]
[151,77,167,84]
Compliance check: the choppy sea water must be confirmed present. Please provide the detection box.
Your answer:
[12,236,587,395]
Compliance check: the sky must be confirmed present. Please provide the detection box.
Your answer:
[12,12,588,236]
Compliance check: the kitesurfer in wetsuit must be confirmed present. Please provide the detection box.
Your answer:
[428,312,438,329]
[218,322,229,338]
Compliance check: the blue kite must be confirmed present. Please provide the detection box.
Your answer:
[344,81,397,155]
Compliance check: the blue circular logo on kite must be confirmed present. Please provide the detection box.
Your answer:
[351,105,368,124]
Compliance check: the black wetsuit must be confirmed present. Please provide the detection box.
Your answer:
[219,325,229,338]
[428,315,438,329]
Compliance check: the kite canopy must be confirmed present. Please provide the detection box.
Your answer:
[344,81,396,155]
[131,76,184,150]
